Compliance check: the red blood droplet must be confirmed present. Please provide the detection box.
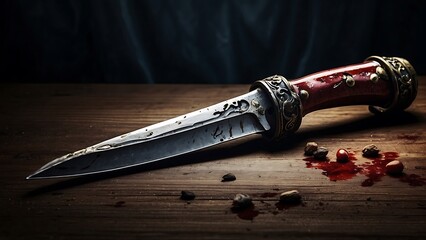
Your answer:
[336,149,349,163]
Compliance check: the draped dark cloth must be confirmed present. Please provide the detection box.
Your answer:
[2,0,425,83]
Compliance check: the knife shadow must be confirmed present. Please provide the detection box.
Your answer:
[23,111,422,197]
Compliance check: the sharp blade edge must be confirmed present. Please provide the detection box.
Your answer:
[28,114,264,179]
[27,89,272,179]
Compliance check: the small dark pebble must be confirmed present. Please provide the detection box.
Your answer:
[180,191,195,200]
[232,193,253,209]
[313,147,328,160]
[362,144,380,157]
[222,173,236,182]
[279,190,302,203]
[304,142,318,156]
[385,160,404,175]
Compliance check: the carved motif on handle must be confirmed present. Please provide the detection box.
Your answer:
[251,75,302,140]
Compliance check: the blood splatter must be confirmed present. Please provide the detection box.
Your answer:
[360,152,399,187]
[305,152,361,181]
[305,151,426,187]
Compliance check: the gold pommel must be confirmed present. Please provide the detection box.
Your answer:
[366,56,417,114]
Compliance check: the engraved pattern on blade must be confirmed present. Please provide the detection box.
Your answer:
[366,56,417,113]
[213,100,250,118]
[250,75,302,140]
[61,90,268,156]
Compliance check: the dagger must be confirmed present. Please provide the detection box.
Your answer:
[27,56,417,179]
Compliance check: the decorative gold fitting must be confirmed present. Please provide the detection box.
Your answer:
[370,73,379,83]
[344,75,355,87]
[376,66,387,80]
[366,56,417,113]
[250,75,302,140]
[299,90,309,100]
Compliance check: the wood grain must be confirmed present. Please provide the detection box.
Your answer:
[0,78,425,240]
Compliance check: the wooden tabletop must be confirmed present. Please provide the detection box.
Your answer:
[0,78,425,240]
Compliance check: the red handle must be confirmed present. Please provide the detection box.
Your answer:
[291,60,391,115]
[251,56,417,140]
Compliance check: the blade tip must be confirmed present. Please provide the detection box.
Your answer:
[26,169,48,180]
[26,173,40,180]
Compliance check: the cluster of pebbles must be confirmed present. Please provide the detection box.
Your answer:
[304,141,404,175]
[232,190,302,209]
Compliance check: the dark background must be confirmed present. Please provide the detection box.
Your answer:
[1,0,425,84]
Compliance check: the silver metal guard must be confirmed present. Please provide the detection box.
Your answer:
[366,56,417,114]
[250,75,302,140]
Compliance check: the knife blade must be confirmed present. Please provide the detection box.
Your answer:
[27,56,417,179]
